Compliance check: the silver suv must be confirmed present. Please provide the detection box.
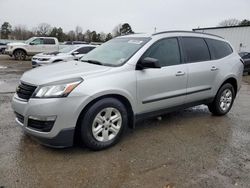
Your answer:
[12,31,244,150]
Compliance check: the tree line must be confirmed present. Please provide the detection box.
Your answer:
[0,22,134,42]
[218,18,250,27]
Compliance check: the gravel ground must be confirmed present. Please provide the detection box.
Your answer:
[0,55,250,188]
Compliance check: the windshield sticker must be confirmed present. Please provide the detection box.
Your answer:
[128,40,143,45]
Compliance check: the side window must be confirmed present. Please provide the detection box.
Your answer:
[30,38,44,45]
[205,38,233,60]
[182,37,210,63]
[44,38,56,45]
[244,53,250,59]
[142,38,181,67]
[76,47,95,54]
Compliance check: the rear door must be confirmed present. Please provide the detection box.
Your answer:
[181,37,216,103]
[43,38,57,52]
[136,38,188,113]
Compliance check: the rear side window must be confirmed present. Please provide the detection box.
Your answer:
[76,47,95,54]
[44,38,56,45]
[182,37,210,63]
[205,39,233,60]
[142,38,181,67]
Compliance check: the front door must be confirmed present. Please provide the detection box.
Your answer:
[136,38,188,114]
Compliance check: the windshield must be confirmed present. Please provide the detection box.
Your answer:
[25,37,36,44]
[59,45,78,53]
[80,37,150,66]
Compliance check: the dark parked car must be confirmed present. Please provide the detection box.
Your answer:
[0,42,7,54]
[239,52,250,74]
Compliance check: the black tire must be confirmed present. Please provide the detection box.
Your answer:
[14,49,26,60]
[248,72,250,75]
[80,98,128,151]
[208,83,235,116]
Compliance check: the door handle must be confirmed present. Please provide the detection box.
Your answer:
[211,66,218,71]
[176,71,185,76]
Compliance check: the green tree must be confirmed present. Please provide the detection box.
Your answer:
[120,23,134,35]
[1,22,12,39]
[91,31,97,42]
[49,27,65,42]
[239,19,250,26]
[105,33,113,41]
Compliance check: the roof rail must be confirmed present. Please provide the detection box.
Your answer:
[152,30,224,39]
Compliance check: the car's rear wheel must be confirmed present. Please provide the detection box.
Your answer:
[208,83,235,116]
[80,98,128,150]
[14,50,26,60]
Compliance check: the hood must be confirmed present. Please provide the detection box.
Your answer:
[21,61,111,85]
[7,42,26,46]
[34,52,67,58]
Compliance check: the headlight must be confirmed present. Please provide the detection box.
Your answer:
[38,58,50,61]
[33,78,83,98]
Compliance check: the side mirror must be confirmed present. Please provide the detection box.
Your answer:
[137,57,161,70]
[30,42,35,45]
[72,51,79,56]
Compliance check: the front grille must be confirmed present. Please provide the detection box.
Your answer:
[28,119,55,132]
[16,82,37,100]
[15,112,24,124]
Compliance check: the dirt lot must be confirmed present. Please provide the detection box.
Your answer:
[0,55,250,188]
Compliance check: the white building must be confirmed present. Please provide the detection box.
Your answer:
[193,25,250,53]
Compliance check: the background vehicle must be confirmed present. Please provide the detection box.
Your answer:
[63,41,88,45]
[31,44,97,67]
[239,52,250,74]
[0,42,7,54]
[5,37,59,60]
[12,31,243,150]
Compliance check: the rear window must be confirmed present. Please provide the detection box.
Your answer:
[182,37,210,63]
[205,39,233,60]
[44,38,56,45]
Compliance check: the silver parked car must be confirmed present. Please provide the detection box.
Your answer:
[31,44,96,67]
[12,31,244,150]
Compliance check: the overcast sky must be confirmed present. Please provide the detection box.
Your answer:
[1,0,250,33]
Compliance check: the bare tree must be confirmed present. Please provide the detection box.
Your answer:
[75,26,83,40]
[99,32,106,42]
[12,25,33,40]
[67,30,76,41]
[112,24,122,37]
[36,23,52,36]
[218,18,241,27]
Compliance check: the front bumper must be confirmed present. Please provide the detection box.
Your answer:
[5,49,13,56]
[31,59,51,68]
[12,94,90,148]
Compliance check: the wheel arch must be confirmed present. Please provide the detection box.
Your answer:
[13,48,27,55]
[52,59,63,63]
[219,77,238,96]
[74,94,135,144]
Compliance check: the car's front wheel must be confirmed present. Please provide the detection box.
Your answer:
[80,98,128,150]
[208,83,235,116]
[14,49,26,60]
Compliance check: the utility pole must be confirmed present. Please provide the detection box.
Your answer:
[154,27,157,33]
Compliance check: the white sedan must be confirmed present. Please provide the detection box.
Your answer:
[31,44,97,67]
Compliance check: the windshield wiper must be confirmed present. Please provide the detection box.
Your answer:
[81,59,104,65]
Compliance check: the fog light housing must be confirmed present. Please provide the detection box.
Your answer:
[28,116,56,132]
